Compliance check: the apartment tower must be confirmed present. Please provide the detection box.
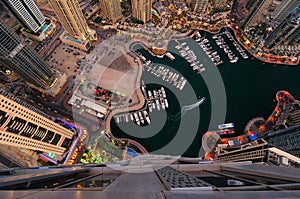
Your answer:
[99,0,123,23]
[3,0,46,33]
[132,0,152,23]
[0,21,55,89]
[0,91,75,155]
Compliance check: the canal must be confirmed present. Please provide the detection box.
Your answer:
[110,29,300,157]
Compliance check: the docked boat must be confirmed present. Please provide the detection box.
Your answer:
[166,52,175,61]
[147,100,152,112]
[230,57,238,63]
[160,98,166,110]
[130,114,134,121]
[180,79,187,91]
[134,113,140,125]
[148,90,152,99]
[138,111,144,124]
[143,110,151,124]
[161,87,166,98]
[164,98,169,108]
[156,99,160,111]
[218,123,234,130]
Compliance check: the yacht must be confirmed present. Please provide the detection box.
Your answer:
[148,100,152,112]
[138,111,144,124]
[148,90,152,99]
[156,99,160,111]
[134,113,140,125]
[166,52,175,61]
[160,98,166,110]
[218,123,234,130]
[130,114,134,121]
[143,110,151,124]
[161,87,166,98]
[180,79,187,91]
[164,98,169,108]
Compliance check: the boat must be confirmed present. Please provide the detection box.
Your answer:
[152,101,156,109]
[125,115,129,122]
[138,111,144,124]
[166,52,175,61]
[218,123,234,130]
[180,79,187,91]
[134,113,140,125]
[115,116,120,123]
[164,98,169,108]
[148,90,152,99]
[147,100,152,112]
[161,87,166,98]
[160,98,165,110]
[146,60,151,65]
[130,114,134,121]
[198,96,205,105]
[230,57,238,63]
[153,90,157,98]
[143,110,151,124]
[156,99,160,111]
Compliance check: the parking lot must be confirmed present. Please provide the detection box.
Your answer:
[45,43,87,77]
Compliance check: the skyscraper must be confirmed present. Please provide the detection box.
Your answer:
[99,0,123,23]
[0,21,55,89]
[264,8,300,49]
[272,1,300,27]
[242,0,273,28]
[0,90,74,155]
[194,0,209,13]
[132,0,152,23]
[48,0,93,41]
[3,0,46,33]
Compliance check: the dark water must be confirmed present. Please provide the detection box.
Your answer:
[110,30,300,157]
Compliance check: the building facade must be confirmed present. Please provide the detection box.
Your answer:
[48,0,95,40]
[0,21,55,89]
[132,0,152,23]
[3,0,46,33]
[194,0,209,13]
[271,1,300,28]
[267,124,300,158]
[0,90,74,155]
[243,0,273,28]
[264,9,300,49]
[99,0,123,23]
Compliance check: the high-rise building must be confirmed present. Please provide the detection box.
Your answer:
[267,123,300,158]
[2,0,46,33]
[194,0,209,13]
[0,90,75,155]
[48,0,93,40]
[215,140,300,167]
[132,0,152,23]
[242,0,273,28]
[272,1,300,27]
[264,8,300,49]
[0,21,55,89]
[99,0,123,23]
[245,0,260,11]
[48,0,96,51]
[2,157,300,195]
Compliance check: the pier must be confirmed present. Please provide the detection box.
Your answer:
[174,38,206,74]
